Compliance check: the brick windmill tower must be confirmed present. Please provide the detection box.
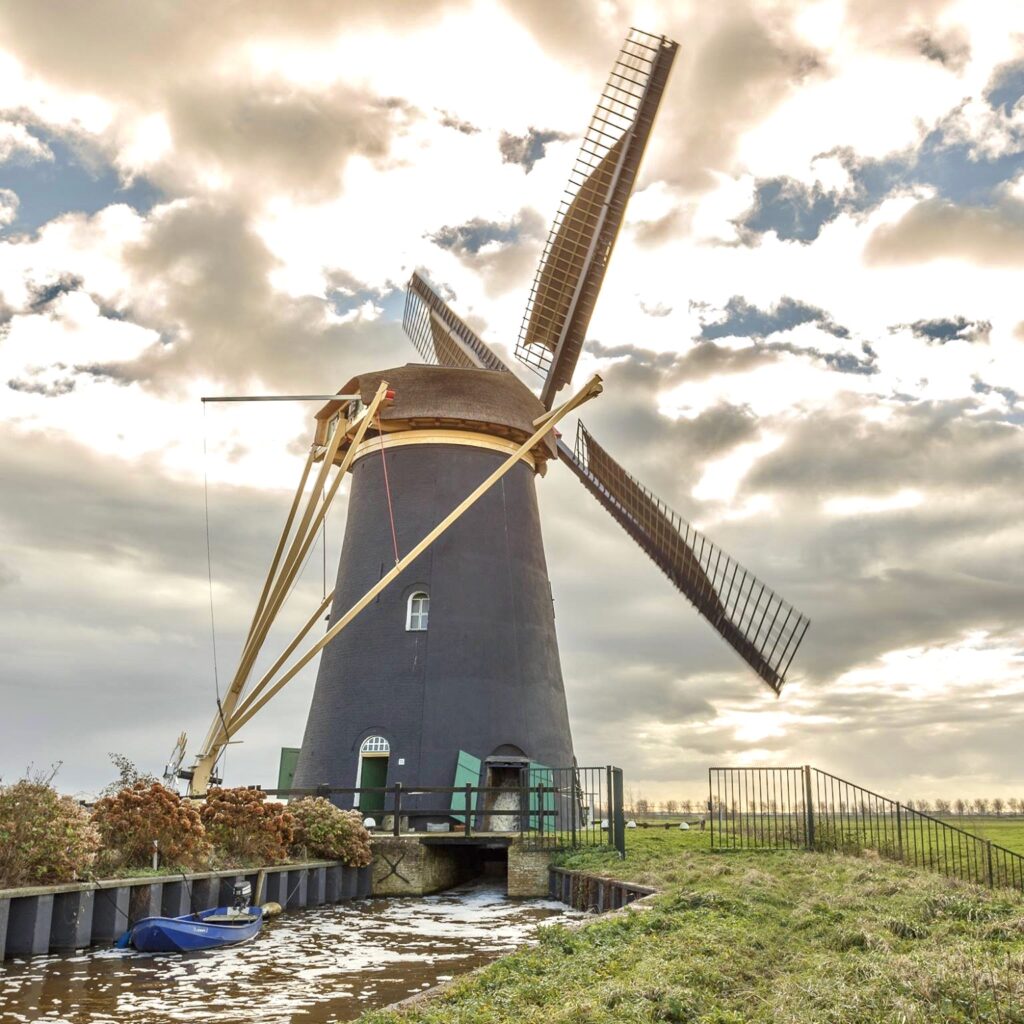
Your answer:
[187,30,809,810]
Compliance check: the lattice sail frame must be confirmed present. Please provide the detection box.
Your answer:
[517,28,678,408]
[403,271,510,373]
[559,423,809,695]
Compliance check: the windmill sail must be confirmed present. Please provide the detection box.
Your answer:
[517,29,678,408]
[403,271,510,372]
[559,423,809,695]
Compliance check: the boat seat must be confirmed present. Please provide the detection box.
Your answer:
[203,913,260,924]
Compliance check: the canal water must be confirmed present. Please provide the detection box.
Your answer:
[0,883,575,1023]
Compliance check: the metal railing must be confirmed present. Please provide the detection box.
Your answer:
[255,765,626,855]
[709,766,1024,892]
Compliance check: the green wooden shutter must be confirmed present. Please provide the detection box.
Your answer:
[527,762,555,830]
[277,747,300,793]
[450,750,482,823]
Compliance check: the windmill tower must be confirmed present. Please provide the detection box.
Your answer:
[187,30,809,805]
[289,28,808,810]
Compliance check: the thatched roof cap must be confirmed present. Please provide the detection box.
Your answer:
[316,365,556,458]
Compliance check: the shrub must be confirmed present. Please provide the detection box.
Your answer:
[0,778,100,887]
[200,787,297,865]
[101,753,157,798]
[288,798,372,867]
[91,781,209,872]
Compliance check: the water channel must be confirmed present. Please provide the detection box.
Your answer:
[0,882,577,1023]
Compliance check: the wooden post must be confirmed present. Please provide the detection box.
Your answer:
[190,382,392,793]
[465,784,473,838]
[896,803,904,862]
[393,783,402,837]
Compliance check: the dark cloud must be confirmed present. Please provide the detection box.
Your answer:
[429,217,521,255]
[899,316,991,343]
[163,81,416,199]
[498,127,570,173]
[0,425,340,791]
[864,195,1024,266]
[911,27,970,70]
[7,376,76,396]
[438,111,479,135]
[109,200,412,389]
[699,295,849,341]
[26,273,83,312]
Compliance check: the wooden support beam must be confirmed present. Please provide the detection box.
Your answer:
[188,382,391,795]
[222,374,603,742]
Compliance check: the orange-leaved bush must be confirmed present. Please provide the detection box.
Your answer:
[200,787,297,865]
[92,781,209,871]
[289,797,372,867]
[0,778,100,887]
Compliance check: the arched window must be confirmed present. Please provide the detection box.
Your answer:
[360,735,390,754]
[406,591,429,631]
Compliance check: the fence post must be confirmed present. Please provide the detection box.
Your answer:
[611,767,626,859]
[605,765,612,825]
[895,803,904,862]
[392,783,402,837]
[536,784,545,837]
[465,783,473,838]
[986,841,994,888]
[707,770,713,848]
[519,771,529,836]
[802,765,815,850]
[569,769,578,848]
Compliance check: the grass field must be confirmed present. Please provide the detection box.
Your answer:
[944,817,1024,854]
[362,830,1024,1024]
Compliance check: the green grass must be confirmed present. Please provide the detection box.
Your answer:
[944,818,1024,855]
[361,830,1024,1024]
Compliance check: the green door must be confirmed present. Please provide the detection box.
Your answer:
[359,756,389,814]
[527,762,556,831]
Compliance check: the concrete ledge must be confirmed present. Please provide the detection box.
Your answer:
[548,867,657,912]
[0,859,370,961]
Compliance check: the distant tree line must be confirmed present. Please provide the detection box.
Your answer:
[622,795,1024,818]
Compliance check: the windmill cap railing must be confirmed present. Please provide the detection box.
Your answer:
[709,765,1024,893]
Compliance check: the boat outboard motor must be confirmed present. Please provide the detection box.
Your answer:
[230,880,252,916]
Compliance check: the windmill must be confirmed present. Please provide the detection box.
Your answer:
[186,29,809,808]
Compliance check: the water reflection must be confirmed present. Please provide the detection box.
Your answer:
[0,883,574,1023]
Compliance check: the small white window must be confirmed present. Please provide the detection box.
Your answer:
[360,735,390,754]
[407,591,429,631]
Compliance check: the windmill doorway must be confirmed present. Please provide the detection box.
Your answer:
[356,736,390,815]
[483,751,529,832]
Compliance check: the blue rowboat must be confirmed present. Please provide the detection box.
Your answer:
[120,906,264,953]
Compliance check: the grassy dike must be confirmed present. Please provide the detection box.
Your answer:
[361,830,1024,1024]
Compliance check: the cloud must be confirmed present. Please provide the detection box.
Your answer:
[438,110,479,135]
[698,295,849,341]
[898,316,992,343]
[498,127,570,173]
[986,58,1024,115]
[0,187,17,227]
[864,195,1024,266]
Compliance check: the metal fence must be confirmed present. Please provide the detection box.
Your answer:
[257,765,626,856]
[709,766,1024,893]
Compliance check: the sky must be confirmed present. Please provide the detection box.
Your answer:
[0,0,1022,806]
